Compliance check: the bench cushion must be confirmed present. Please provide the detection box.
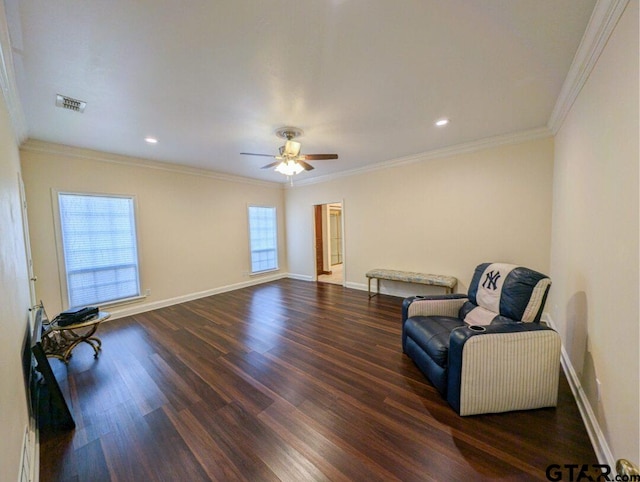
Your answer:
[366,269,457,289]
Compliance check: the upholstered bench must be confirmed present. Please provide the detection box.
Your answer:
[366,269,457,298]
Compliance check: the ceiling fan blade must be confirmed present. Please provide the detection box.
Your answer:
[298,160,315,171]
[240,152,276,158]
[261,161,281,169]
[302,154,338,160]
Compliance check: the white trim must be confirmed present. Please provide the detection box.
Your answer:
[97,294,148,309]
[3,2,626,185]
[311,199,347,286]
[247,205,279,274]
[287,0,630,188]
[249,268,280,277]
[106,271,290,320]
[20,139,284,190]
[345,281,368,292]
[0,0,27,143]
[18,422,38,482]
[547,0,630,133]
[32,425,39,482]
[286,273,315,282]
[18,173,37,307]
[288,127,552,188]
[18,426,28,482]
[543,314,615,468]
[52,190,143,310]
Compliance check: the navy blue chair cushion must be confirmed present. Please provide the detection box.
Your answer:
[403,315,465,368]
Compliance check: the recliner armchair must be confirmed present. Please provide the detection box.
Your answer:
[402,262,561,416]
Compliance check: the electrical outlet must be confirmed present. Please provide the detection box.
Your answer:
[145,288,151,296]
[596,378,602,402]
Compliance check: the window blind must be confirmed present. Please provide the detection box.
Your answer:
[248,206,278,273]
[58,193,141,308]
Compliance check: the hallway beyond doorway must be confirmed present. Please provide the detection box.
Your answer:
[317,263,343,285]
[314,202,344,286]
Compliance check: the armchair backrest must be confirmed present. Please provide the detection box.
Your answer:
[461,262,551,325]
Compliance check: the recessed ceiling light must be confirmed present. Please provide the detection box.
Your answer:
[144,137,158,144]
[435,119,449,127]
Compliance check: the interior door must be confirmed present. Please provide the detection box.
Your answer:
[330,208,342,265]
[314,205,327,275]
[18,173,37,308]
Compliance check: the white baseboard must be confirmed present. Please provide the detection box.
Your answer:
[19,421,38,482]
[287,273,315,282]
[345,281,367,292]
[32,422,39,482]
[543,314,615,468]
[107,272,289,320]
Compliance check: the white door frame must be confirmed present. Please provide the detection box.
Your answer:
[312,199,346,286]
[18,173,37,308]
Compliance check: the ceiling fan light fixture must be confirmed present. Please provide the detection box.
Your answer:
[242,126,336,176]
[284,140,301,157]
[275,160,304,176]
[275,126,304,140]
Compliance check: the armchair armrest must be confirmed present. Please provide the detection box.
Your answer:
[402,294,468,322]
[447,323,561,416]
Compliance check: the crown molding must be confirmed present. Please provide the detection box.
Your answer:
[20,139,285,189]
[290,126,552,188]
[0,0,27,144]
[548,0,630,134]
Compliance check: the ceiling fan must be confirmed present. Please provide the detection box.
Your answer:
[240,127,338,177]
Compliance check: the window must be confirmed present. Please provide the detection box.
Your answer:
[57,193,141,308]
[248,206,278,273]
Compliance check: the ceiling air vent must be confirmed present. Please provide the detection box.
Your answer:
[55,94,86,113]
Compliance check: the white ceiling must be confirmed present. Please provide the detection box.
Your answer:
[4,0,596,184]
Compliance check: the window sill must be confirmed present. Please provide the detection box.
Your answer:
[94,293,148,310]
[250,268,280,277]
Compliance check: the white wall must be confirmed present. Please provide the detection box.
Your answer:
[286,136,554,295]
[0,77,32,481]
[20,141,288,318]
[550,0,639,464]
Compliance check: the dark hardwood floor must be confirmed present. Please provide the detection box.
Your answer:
[40,279,599,481]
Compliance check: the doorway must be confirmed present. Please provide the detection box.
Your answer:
[18,173,37,309]
[314,202,343,285]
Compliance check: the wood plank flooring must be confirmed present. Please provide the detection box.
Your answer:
[40,279,599,481]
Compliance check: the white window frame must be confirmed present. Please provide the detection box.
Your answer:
[248,205,279,274]
[53,190,143,309]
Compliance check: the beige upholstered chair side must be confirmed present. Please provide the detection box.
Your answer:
[457,330,561,416]
[406,297,467,319]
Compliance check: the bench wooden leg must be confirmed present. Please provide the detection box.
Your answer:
[368,277,379,299]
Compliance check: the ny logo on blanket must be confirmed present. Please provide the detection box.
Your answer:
[482,270,501,290]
